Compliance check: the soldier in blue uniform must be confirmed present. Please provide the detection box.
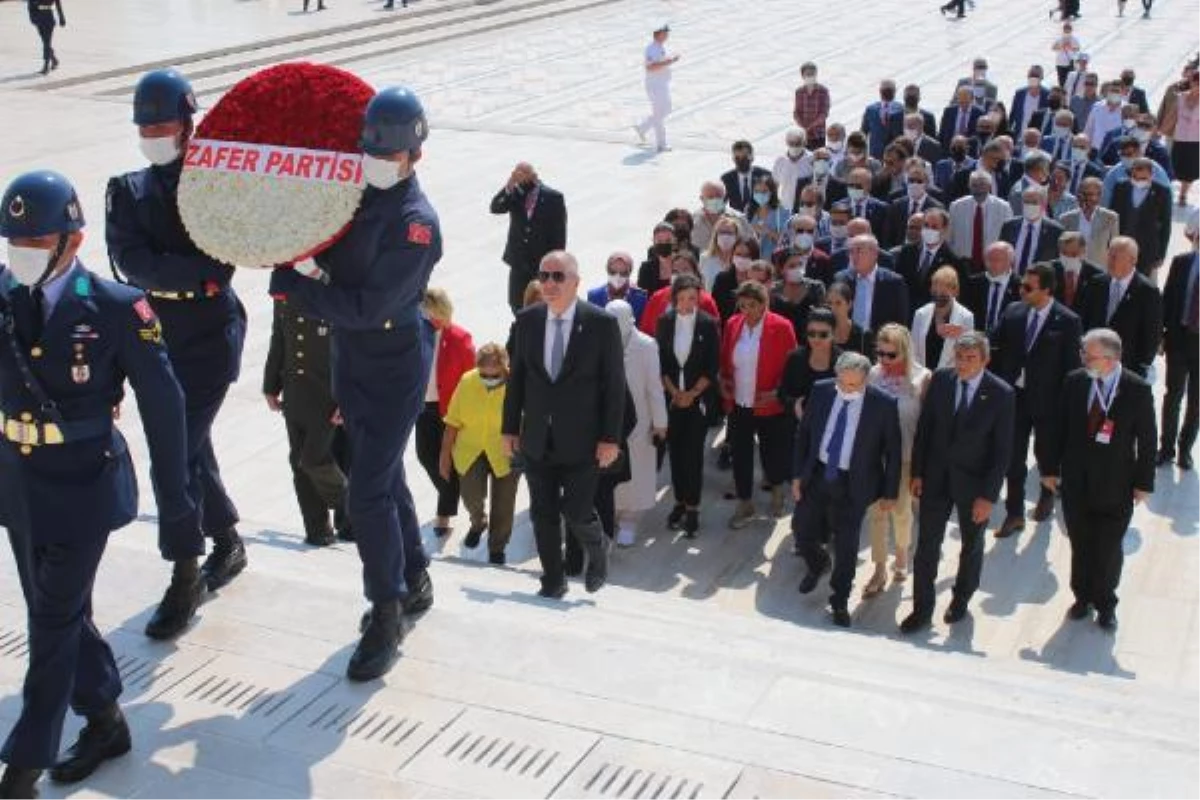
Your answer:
[26,0,65,75]
[270,86,441,681]
[105,69,249,641]
[0,171,199,798]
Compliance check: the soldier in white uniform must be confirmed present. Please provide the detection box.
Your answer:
[633,22,679,153]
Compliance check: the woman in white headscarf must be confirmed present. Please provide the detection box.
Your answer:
[606,299,669,546]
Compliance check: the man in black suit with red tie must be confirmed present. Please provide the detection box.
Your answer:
[990,263,1082,539]
[490,162,567,315]
[793,353,902,628]
[1044,328,1156,630]
[1077,237,1163,378]
[1158,217,1200,470]
[902,331,1014,633]
[502,251,625,599]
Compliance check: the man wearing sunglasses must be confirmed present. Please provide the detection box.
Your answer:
[503,251,626,599]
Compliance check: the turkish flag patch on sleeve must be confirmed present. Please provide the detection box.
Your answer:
[407,222,433,246]
[133,298,156,323]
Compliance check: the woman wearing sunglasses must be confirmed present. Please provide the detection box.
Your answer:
[863,324,930,595]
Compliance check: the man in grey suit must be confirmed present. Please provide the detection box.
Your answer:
[502,251,626,599]
[1060,177,1118,266]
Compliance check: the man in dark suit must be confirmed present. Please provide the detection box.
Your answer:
[883,162,944,249]
[991,263,1083,538]
[835,234,910,330]
[1158,222,1199,470]
[490,162,567,315]
[793,354,902,628]
[1118,68,1150,114]
[939,87,984,152]
[1109,159,1172,275]
[933,138,976,195]
[720,140,771,212]
[902,332,1015,632]
[964,242,1022,336]
[902,113,944,165]
[893,208,960,308]
[1009,66,1050,137]
[1044,328,1156,629]
[1078,236,1163,377]
[1060,134,1106,196]
[1000,186,1064,274]
[502,251,625,599]
[947,140,1014,204]
[861,79,905,160]
[1051,230,1102,311]
[902,84,938,138]
[845,168,889,241]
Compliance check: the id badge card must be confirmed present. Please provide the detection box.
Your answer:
[1095,419,1114,445]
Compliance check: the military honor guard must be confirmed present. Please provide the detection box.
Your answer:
[106,69,249,641]
[0,171,199,798]
[269,86,442,681]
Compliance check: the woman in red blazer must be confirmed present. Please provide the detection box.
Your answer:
[719,276,798,528]
[418,289,476,536]
[639,251,720,336]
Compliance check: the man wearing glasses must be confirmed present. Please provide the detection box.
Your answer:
[503,251,626,599]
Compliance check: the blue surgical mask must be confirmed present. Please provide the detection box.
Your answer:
[752,191,770,205]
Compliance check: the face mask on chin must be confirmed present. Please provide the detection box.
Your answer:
[139,134,182,166]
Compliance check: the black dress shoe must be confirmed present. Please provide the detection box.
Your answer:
[943,599,968,624]
[830,608,851,628]
[666,504,686,530]
[1067,600,1091,620]
[201,534,247,591]
[1031,492,1055,522]
[346,600,409,682]
[537,583,568,599]
[488,551,506,565]
[994,516,1025,539]
[0,766,42,799]
[401,570,434,615]
[144,573,205,640]
[584,546,608,593]
[1156,449,1176,467]
[49,705,131,784]
[798,560,830,594]
[1097,608,1117,630]
[1179,452,1194,471]
[305,527,337,547]
[683,510,699,538]
[898,612,931,634]
[463,523,487,549]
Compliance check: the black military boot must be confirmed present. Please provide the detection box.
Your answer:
[401,570,434,615]
[49,704,131,784]
[0,766,42,799]
[201,529,248,590]
[346,599,410,682]
[145,559,205,640]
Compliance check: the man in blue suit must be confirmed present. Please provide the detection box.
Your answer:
[586,252,647,322]
[933,137,976,194]
[902,331,1015,633]
[860,79,904,160]
[793,353,902,628]
[939,87,984,152]
[844,167,889,241]
[1009,66,1050,137]
[834,234,910,331]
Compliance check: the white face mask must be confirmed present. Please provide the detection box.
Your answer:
[1106,92,1122,105]
[6,244,54,287]
[1131,178,1151,190]
[787,145,805,158]
[481,376,505,389]
[1060,255,1082,272]
[830,224,848,239]
[1084,366,1103,380]
[731,255,751,271]
[786,268,805,283]
[906,181,926,199]
[1027,77,1041,90]
[812,160,830,177]
[1071,146,1089,162]
[826,139,844,153]
[921,228,942,246]
[847,187,865,202]
[1053,125,1071,140]
[803,75,817,87]
[974,69,987,81]
[362,154,405,190]
[717,233,737,251]
[1023,203,1043,222]
[139,135,181,166]
[608,273,629,290]
[703,197,726,214]
[836,387,863,402]
[905,129,921,141]
[793,232,814,250]
[987,269,1012,284]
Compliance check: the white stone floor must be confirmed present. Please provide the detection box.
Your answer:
[0,0,1198,796]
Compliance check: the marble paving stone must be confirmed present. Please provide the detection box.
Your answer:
[551,739,743,799]
[398,706,599,798]
[264,683,465,776]
[726,765,889,800]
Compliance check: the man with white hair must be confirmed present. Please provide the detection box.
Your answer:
[773,127,813,213]
[690,181,752,251]
[1158,210,1200,470]
[1077,236,1162,378]
[1044,328,1156,630]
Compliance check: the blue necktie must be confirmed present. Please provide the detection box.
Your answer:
[853,276,870,328]
[549,317,566,381]
[824,399,849,480]
[1024,310,1039,351]
[956,380,970,418]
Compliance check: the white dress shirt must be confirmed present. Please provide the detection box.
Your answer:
[544,300,577,377]
[673,310,696,387]
[732,320,762,408]
[819,392,864,470]
[425,328,442,401]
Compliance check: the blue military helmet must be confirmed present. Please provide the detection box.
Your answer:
[132,68,199,126]
[0,170,85,239]
[360,86,429,157]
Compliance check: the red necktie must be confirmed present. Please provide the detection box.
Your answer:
[1087,380,1105,437]
[972,203,985,269]
[524,188,537,219]
[1064,271,1078,306]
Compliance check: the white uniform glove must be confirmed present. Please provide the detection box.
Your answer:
[293,257,329,284]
